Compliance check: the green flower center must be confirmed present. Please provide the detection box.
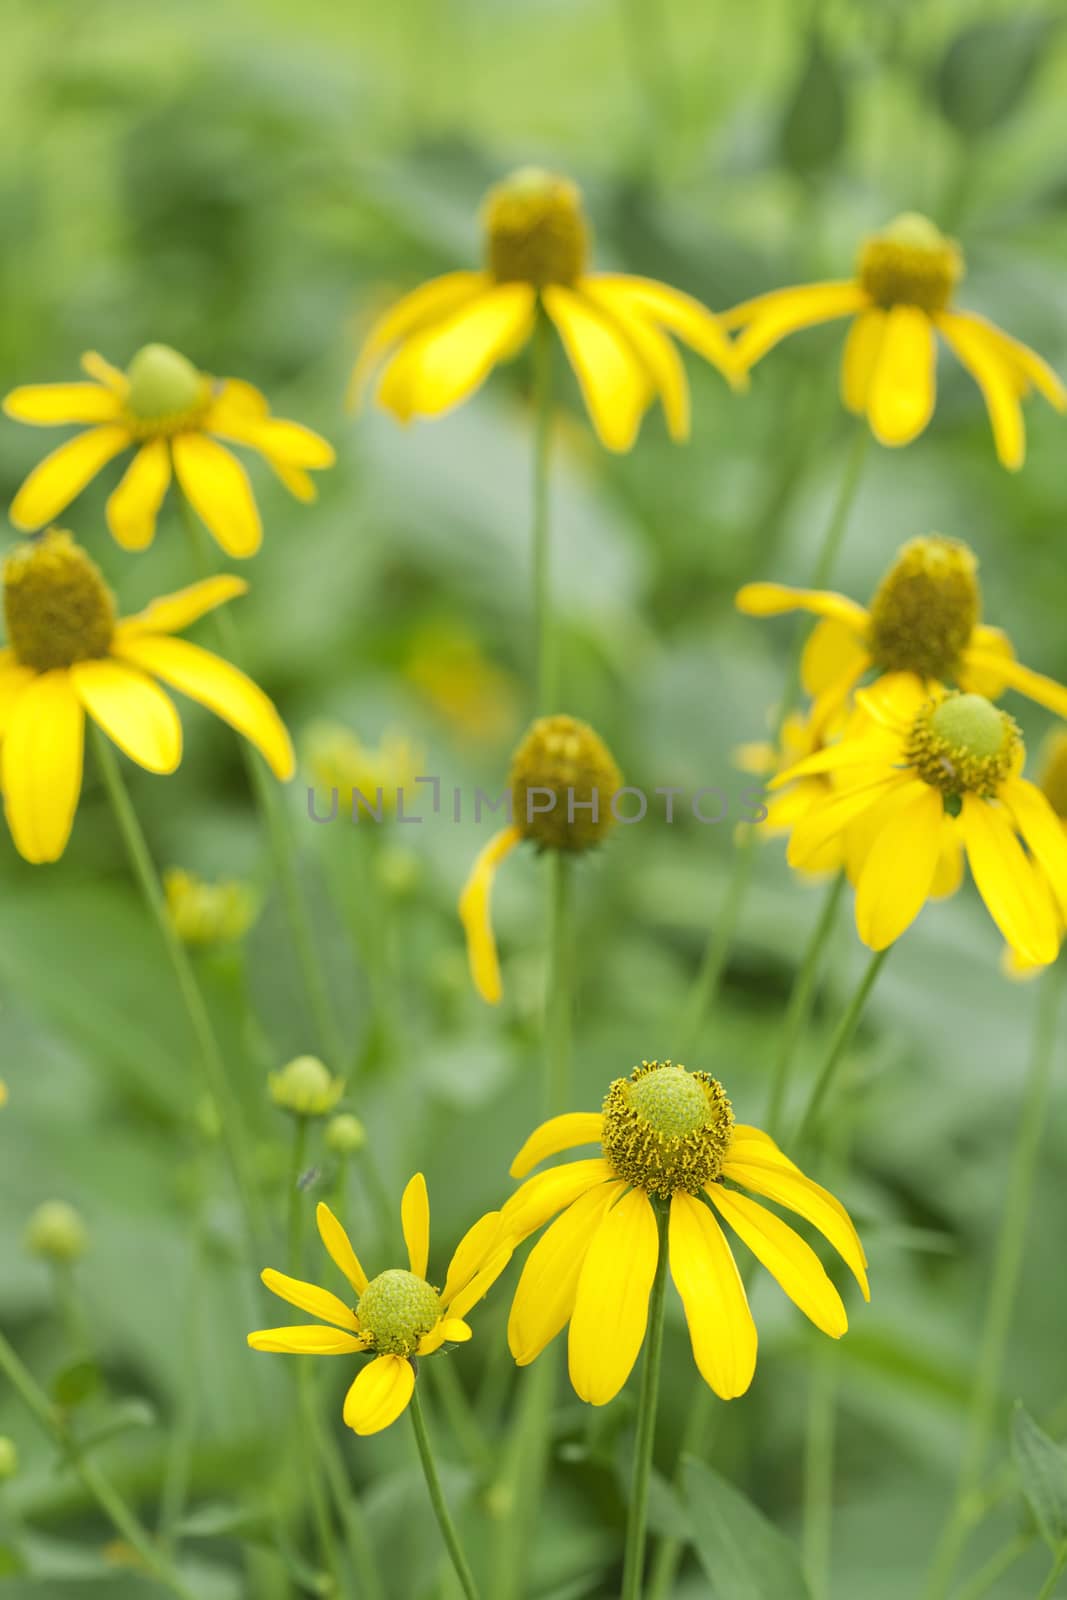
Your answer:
[867,535,980,680]
[509,713,622,853]
[483,167,589,287]
[907,692,1020,801]
[356,1269,441,1357]
[4,530,115,671]
[124,343,210,437]
[858,213,962,314]
[601,1062,734,1199]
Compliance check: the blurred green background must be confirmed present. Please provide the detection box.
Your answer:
[3,1,1067,1596]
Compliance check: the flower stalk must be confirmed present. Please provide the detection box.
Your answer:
[409,1383,481,1600]
[621,1198,671,1600]
[531,307,556,713]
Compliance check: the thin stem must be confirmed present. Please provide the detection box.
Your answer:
[545,852,573,1115]
[646,1394,720,1600]
[409,1383,480,1600]
[954,1532,1032,1600]
[792,948,889,1152]
[89,724,264,1247]
[621,1200,671,1600]
[287,1117,309,1276]
[765,870,846,1136]
[1037,1550,1067,1600]
[158,1182,205,1552]
[531,308,555,714]
[925,967,1065,1600]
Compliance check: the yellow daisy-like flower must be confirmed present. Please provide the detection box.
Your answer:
[497,1060,868,1406]
[0,530,293,863]
[773,677,1067,965]
[724,212,1066,468]
[351,167,742,450]
[4,344,336,556]
[248,1176,510,1436]
[738,535,1067,731]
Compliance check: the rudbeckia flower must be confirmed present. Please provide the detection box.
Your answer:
[773,678,1067,965]
[248,1176,510,1436]
[4,344,335,556]
[724,212,1065,468]
[498,1060,868,1405]
[351,167,741,450]
[0,530,293,863]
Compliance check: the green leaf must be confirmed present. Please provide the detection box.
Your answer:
[683,1457,813,1600]
[778,32,847,175]
[1012,1402,1067,1552]
[933,18,1052,137]
[51,1360,103,1409]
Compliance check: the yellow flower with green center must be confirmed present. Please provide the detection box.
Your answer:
[774,678,1067,964]
[350,167,742,451]
[738,535,1067,730]
[4,344,336,556]
[248,1176,511,1435]
[0,530,293,863]
[459,713,622,1003]
[496,1061,867,1406]
[724,213,1066,468]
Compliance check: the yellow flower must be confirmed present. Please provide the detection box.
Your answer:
[1003,731,1067,980]
[248,1177,511,1435]
[735,710,845,874]
[774,678,1067,965]
[738,535,1067,731]
[0,530,293,863]
[163,867,257,946]
[724,213,1066,468]
[4,344,335,556]
[304,721,424,816]
[351,167,741,450]
[497,1061,867,1406]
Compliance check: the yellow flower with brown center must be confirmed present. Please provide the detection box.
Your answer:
[496,1061,867,1405]
[350,167,742,451]
[0,530,293,863]
[4,344,336,556]
[248,1176,511,1435]
[724,213,1066,468]
[773,678,1067,964]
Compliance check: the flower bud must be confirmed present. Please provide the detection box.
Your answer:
[325,1113,367,1155]
[269,1056,344,1118]
[509,714,622,852]
[25,1200,88,1264]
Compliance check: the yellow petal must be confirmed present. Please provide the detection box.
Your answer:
[106,439,172,552]
[853,672,931,731]
[866,305,936,448]
[208,404,336,469]
[348,271,490,408]
[568,1188,659,1406]
[509,1112,606,1179]
[735,582,869,631]
[578,279,691,438]
[342,1354,415,1436]
[248,1325,369,1355]
[854,781,944,949]
[961,650,1067,724]
[417,1318,473,1356]
[171,433,262,557]
[947,312,1066,410]
[70,658,182,774]
[668,1192,757,1400]
[801,618,871,698]
[959,626,1014,699]
[728,281,868,368]
[588,274,742,387]
[260,1267,359,1331]
[3,670,85,863]
[315,1202,369,1295]
[787,774,909,872]
[707,1185,847,1338]
[401,1172,430,1279]
[930,824,964,900]
[378,283,536,421]
[0,659,36,739]
[840,308,888,413]
[508,1180,625,1366]
[458,824,523,1005]
[937,311,1025,470]
[267,459,316,502]
[960,794,1059,966]
[542,284,652,451]
[117,575,248,638]
[771,735,899,791]
[9,425,131,531]
[81,351,128,393]
[1002,777,1067,923]
[721,1160,868,1298]
[501,1158,617,1245]
[112,634,294,781]
[441,1210,506,1308]
[4,382,123,425]
[446,1244,514,1321]
[728,1124,804,1173]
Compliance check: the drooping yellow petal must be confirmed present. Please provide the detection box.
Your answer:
[728,281,869,369]
[81,351,128,393]
[801,618,871,698]
[3,670,85,864]
[721,1159,868,1298]
[542,284,652,451]
[208,405,336,470]
[378,282,536,421]
[735,582,869,632]
[501,1158,617,1245]
[116,575,248,638]
[267,459,316,502]
[9,425,131,531]
[315,1202,369,1295]
[458,823,523,1005]
[343,1354,416,1435]
[171,433,262,558]
[112,634,294,781]
[508,1181,625,1366]
[959,795,1059,967]
[948,312,1066,410]
[787,774,910,872]
[446,1244,515,1321]
[509,1112,606,1179]
[668,1191,757,1399]
[568,1188,659,1406]
[400,1172,430,1279]
[708,1185,848,1339]
[0,659,36,739]
[962,649,1067,724]
[840,308,888,413]
[106,439,172,551]
[959,626,1013,700]
[348,271,491,408]
[937,311,1025,469]
[866,305,936,448]
[854,781,944,950]
[930,823,964,900]
[1002,777,1067,923]
[577,280,690,439]
[588,274,742,386]
[4,382,124,426]
[441,1211,506,1309]
[770,734,900,791]
[70,658,182,775]
[259,1267,359,1331]
[248,1325,369,1355]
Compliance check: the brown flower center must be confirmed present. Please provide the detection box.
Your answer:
[4,531,115,671]
[483,168,589,287]
[858,213,962,314]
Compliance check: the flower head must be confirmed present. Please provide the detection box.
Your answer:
[164,867,257,946]
[350,167,741,451]
[459,714,621,1003]
[498,1061,867,1406]
[0,530,293,863]
[268,1055,345,1118]
[26,1200,89,1264]
[248,1177,510,1435]
[4,345,335,556]
[724,212,1066,468]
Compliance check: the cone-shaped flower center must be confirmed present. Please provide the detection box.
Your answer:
[356,1268,441,1356]
[509,713,622,852]
[483,167,589,287]
[125,343,209,435]
[601,1061,734,1198]
[867,535,979,680]
[1038,733,1067,820]
[4,531,115,671]
[908,692,1019,799]
[858,213,962,314]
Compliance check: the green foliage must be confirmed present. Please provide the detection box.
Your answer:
[933,16,1054,137]
[1013,1402,1067,1553]
[683,1458,813,1599]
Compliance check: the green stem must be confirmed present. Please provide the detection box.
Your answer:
[409,1383,480,1600]
[791,947,889,1152]
[954,1532,1032,1600]
[531,308,555,714]
[646,1394,720,1600]
[158,1185,205,1552]
[90,724,264,1247]
[765,870,846,1136]
[545,852,573,1115]
[925,967,1065,1600]
[1038,1551,1067,1600]
[621,1200,671,1600]
[287,1117,309,1276]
